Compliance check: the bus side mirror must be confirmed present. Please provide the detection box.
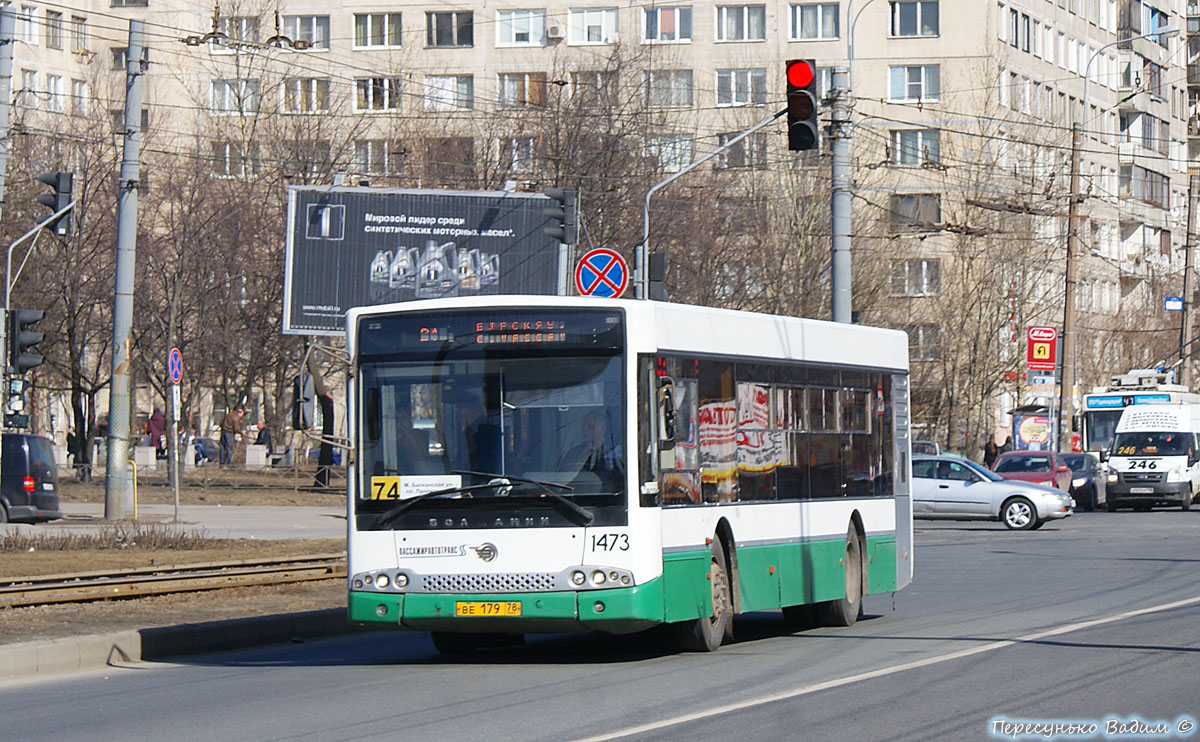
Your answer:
[365,388,381,442]
[657,378,677,449]
[1099,449,1109,462]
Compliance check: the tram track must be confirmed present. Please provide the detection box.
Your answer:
[0,553,347,608]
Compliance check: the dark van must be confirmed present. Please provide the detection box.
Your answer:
[1,432,62,523]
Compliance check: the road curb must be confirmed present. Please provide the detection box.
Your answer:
[0,608,359,683]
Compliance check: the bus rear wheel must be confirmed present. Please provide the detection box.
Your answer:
[674,538,732,652]
[815,526,863,627]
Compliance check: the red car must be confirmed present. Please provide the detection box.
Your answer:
[991,451,1073,492]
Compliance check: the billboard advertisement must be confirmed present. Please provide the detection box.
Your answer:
[283,187,569,335]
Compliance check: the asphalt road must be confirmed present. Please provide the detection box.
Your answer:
[2,511,1197,742]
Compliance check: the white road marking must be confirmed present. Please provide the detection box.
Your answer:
[572,594,1200,742]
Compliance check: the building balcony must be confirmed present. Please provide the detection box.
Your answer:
[1118,198,1167,229]
[1190,63,1200,86]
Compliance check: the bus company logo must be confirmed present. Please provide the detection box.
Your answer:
[397,545,465,558]
[470,543,498,562]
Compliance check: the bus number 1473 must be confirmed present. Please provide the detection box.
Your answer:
[591,533,629,552]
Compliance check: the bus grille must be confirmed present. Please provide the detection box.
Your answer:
[419,573,558,593]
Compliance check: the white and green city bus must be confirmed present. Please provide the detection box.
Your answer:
[346,296,912,652]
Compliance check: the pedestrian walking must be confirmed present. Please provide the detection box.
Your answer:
[983,434,999,468]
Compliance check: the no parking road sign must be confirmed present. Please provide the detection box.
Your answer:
[575,248,628,298]
[168,347,183,384]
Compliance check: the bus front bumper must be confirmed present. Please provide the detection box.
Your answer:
[1107,481,1191,506]
[349,577,665,635]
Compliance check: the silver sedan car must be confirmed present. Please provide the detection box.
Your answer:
[912,455,1075,530]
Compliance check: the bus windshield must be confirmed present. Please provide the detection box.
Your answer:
[1082,409,1122,452]
[355,308,627,530]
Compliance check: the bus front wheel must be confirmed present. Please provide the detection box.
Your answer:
[815,526,863,628]
[674,538,733,652]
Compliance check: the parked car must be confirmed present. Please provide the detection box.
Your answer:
[991,451,1074,492]
[1059,452,1106,512]
[912,440,941,456]
[912,455,1074,530]
[193,437,219,465]
[1,432,62,524]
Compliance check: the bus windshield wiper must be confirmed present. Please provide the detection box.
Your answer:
[452,471,595,526]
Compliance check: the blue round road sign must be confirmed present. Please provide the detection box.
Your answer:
[575,248,628,298]
[168,347,183,384]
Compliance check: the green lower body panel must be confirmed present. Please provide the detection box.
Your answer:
[348,536,900,633]
[660,535,900,621]
[349,578,665,636]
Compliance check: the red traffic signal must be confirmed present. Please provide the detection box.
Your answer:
[786,60,819,151]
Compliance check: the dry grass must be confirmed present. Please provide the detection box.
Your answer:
[0,521,213,553]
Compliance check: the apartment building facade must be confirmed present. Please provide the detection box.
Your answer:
[4,0,1193,450]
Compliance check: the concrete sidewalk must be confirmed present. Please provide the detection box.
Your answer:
[0,609,367,684]
[2,502,347,540]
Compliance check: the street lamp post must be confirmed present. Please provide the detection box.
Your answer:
[1059,25,1178,452]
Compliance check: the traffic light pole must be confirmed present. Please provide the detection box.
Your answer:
[104,20,146,520]
[637,108,785,299]
[830,67,853,324]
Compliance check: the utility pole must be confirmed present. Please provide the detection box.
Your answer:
[104,20,145,520]
[1059,122,1083,453]
[829,67,852,324]
[1180,175,1198,388]
[0,8,15,388]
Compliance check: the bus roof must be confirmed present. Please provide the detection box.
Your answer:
[346,296,909,373]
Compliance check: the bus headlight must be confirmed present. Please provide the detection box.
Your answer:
[590,570,607,586]
[1107,473,1118,483]
[1167,468,1184,483]
[395,573,409,588]
[376,573,390,589]
[570,570,586,586]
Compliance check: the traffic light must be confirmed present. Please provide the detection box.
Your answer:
[543,187,577,244]
[647,251,668,301]
[8,309,44,375]
[35,171,73,236]
[293,373,314,430]
[786,60,819,151]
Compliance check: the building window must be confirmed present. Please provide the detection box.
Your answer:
[69,16,87,53]
[791,3,838,40]
[282,15,329,50]
[281,77,330,113]
[424,136,475,183]
[715,5,766,40]
[211,79,260,114]
[424,75,474,111]
[282,141,332,177]
[212,141,260,178]
[19,6,37,45]
[213,16,259,52]
[46,74,63,112]
[568,8,618,44]
[891,259,941,296]
[44,10,62,49]
[888,65,939,102]
[644,6,692,42]
[110,0,149,7]
[497,9,545,45]
[716,68,766,106]
[355,13,402,48]
[890,193,941,229]
[714,132,768,169]
[71,79,88,116]
[354,140,402,175]
[892,129,940,165]
[646,135,694,172]
[19,70,36,107]
[890,0,938,36]
[505,136,537,173]
[499,73,547,108]
[572,70,616,103]
[648,69,693,107]
[355,77,402,111]
[907,324,942,361]
[427,11,473,47]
